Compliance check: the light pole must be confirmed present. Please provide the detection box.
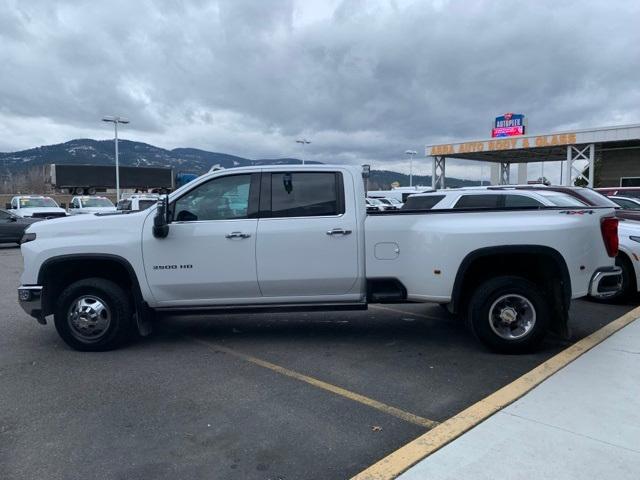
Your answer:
[102,116,130,201]
[405,150,417,187]
[296,138,311,165]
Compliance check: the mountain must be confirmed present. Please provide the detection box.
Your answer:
[0,138,479,190]
[0,138,322,174]
[367,169,479,190]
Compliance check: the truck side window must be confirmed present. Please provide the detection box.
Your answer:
[401,195,445,210]
[173,174,251,222]
[270,172,342,217]
[503,195,543,208]
[453,194,502,209]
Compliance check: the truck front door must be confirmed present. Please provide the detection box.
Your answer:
[142,173,261,306]
[256,171,361,299]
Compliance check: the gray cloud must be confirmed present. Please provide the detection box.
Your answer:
[1,0,639,179]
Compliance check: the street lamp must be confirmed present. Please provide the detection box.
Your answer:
[102,115,130,201]
[405,150,417,187]
[296,138,311,165]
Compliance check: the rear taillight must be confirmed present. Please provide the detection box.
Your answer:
[601,217,619,257]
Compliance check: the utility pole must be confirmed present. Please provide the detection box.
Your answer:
[296,138,311,165]
[102,116,130,201]
[404,150,417,187]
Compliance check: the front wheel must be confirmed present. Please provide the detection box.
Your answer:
[467,276,550,353]
[54,278,134,351]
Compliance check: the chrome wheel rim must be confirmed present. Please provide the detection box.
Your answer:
[67,295,111,342]
[488,294,536,340]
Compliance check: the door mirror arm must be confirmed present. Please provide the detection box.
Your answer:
[152,194,170,239]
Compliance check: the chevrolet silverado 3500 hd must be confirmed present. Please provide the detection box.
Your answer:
[18,165,621,353]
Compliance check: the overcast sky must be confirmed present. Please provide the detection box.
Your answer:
[1,0,639,180]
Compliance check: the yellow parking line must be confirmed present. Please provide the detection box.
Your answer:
[187,336,439,430]
[351,305,640,480]
[370,304,442,320]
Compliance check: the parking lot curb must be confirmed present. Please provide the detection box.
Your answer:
[351,305,640,480]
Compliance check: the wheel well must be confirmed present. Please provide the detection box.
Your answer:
[39,256,139,316]
[617,250,637,292]
[451,247,571,336]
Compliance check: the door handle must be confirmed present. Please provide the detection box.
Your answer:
[326,228,352,236]
[225,232,251,239]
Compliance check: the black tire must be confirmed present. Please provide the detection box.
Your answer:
[54,277,134,351]
[466,276,550,353]
[591,255,635,304]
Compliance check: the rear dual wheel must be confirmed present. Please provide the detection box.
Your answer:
[467,276,549,353]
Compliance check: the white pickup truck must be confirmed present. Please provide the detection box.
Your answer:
[18,165,621,353]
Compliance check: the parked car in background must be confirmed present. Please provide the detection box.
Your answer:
[495,185,640,221]
[0,209,39,244]
[401,188,585,211]
[596,187,640,199]
[116,194,160,212]
[373,197,401,210]
[7,195,68,219]
[365,198,386,212]
[607,196,640,211]
[68,196,117,215]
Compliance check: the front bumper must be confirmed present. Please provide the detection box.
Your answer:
[18,285,46,324]
[589,266,623,299]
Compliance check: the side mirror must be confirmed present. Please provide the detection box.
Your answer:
[152,195,170,239]
[9,216,17,222]
[60,203,67,209]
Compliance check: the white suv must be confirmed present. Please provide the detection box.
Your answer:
[402,188,585,210]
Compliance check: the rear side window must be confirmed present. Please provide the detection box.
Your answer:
[503,195,543,208]
[402,195,445,210]
[454,194,502,209]
[269,172,343,217]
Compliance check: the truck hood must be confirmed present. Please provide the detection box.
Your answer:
[16,207,67,217]
[25,209,150,238]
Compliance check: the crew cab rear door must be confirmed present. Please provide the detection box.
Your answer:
[142,173,261,305]
[256,171,360,298]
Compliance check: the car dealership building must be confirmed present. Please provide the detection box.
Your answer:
[425,123,640,189]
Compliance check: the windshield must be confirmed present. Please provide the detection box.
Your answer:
[377,198,391,205]
[82,198,114,208]
[368,198,383,205]
[19,197,58,208]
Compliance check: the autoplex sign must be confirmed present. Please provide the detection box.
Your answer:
[429,132,578,156]
[491,113,525,138]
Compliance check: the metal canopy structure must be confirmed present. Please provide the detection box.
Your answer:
[425,123,640,189]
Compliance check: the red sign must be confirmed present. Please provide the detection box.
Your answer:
[491,126,525,138]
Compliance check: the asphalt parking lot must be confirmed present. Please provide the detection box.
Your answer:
[1,244,637,480]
